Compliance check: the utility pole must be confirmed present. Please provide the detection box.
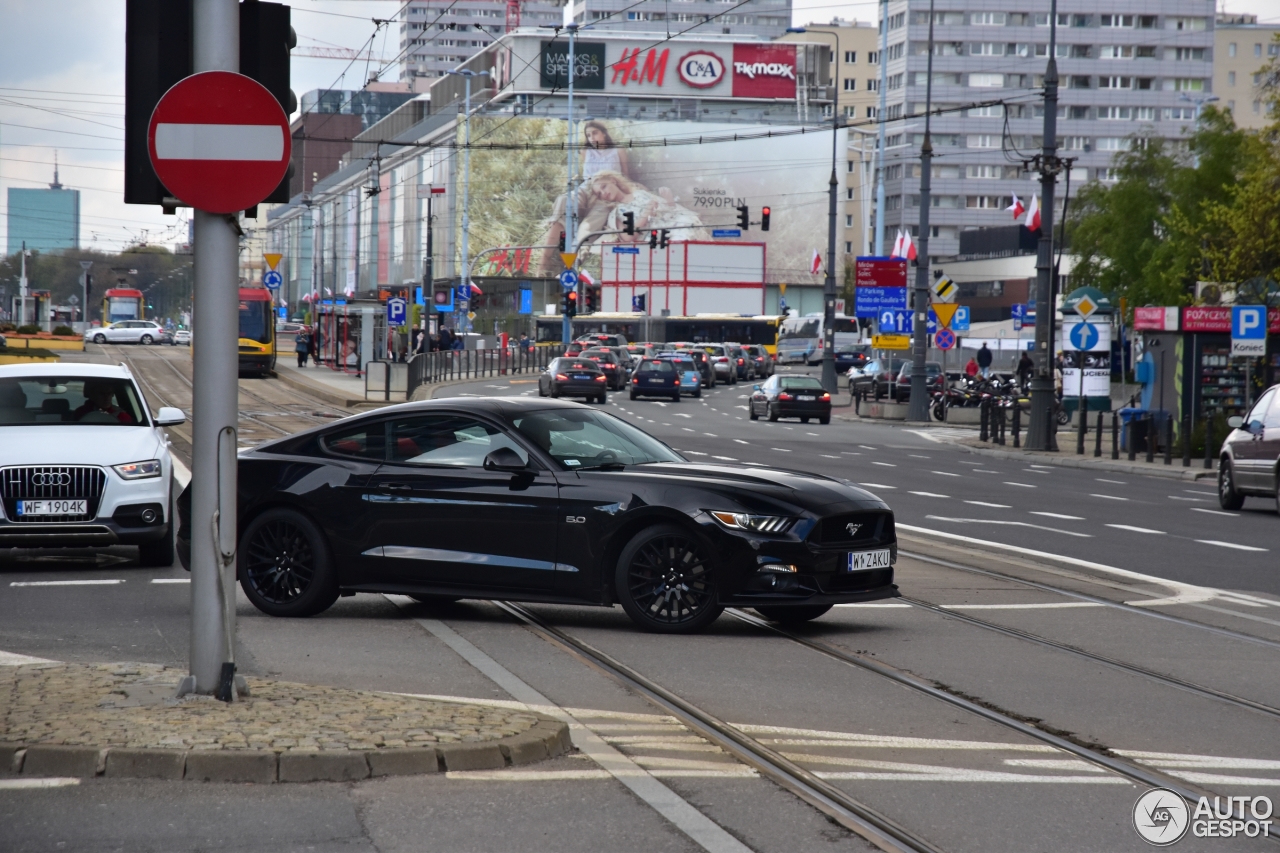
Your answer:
[185,0,242,699]
[446,69,480,333]
[563,22,578,347]
[79,260,93,330]
[1025,0,1062,451]
[874,0,889,256]
[820,58,840,395]
[18,242,28,326]
[907,0,936,423]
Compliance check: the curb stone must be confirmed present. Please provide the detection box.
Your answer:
[10,720,574,784]
[954,441,1215,481]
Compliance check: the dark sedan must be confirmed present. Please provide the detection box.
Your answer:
[744,345,774,378]
[892,361,944,402]
[629,358,681,402]
[834,345,870,374]
[675,347,717,388]
[850,358,904,399]
[538,358,608,402]
[579,348,627,390]
[749,375,832,424]
[178,398,897,633]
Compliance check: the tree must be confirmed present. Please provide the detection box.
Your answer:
[0,245,191,324]
[1199,132,1280,291]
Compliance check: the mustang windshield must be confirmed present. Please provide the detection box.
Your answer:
[514,409,684,470]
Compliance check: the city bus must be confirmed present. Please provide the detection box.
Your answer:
[102,288,145,324]
[776,313,861,364]
[534,314,784,352]
[238,287,276,375]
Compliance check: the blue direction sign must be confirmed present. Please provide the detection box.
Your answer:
[934,328,956,350]
[712,228,742,239]
[611,245,640,254]
[262,270,283,290]
[1068,321,1099,351]
[559,270,578,291]
[951,305,970,332]
[386,297,408,326]
[1011,303,1026,331]
[856,286,908,317]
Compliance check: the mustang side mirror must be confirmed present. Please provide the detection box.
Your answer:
[483,447,528,473]
[1227,416,1244,429]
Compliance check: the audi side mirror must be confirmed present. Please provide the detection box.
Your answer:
[483,447,528,473]
[155,407,187,426]
[1227,416,1244,429]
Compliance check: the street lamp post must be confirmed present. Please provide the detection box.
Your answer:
[786,26,842,395]
[907,0,937,423]
[446,69,483,332]
[875,0,889,256]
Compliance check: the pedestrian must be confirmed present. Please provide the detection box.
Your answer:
[1016,351,1033,392]
[518,332,530,352]
[438,326,454,351]
[977,342,993,378]
[294,327,311,368]
[312,326,323,366]
[964,357,979,379]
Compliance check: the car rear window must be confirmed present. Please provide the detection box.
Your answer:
[637,360,676,375]
[560,360,600,372]
[704,346,726,356]
[0,376,148,426]
[780,376,824,390]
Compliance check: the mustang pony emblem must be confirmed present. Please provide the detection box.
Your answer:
[845,523,862,536]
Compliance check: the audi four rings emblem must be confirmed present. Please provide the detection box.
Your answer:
[31,473,71,486]
[845,523,862,536]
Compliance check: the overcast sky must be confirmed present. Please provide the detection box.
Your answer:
[1,0,1275,253]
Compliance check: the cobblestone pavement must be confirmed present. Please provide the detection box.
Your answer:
[2,662,544,753]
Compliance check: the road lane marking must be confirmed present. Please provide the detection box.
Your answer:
[1191,508,1238,517]
[973,469,1000,474]
[859,445,876,450]
[858,483,896,489]
[1003,482,1035,488]
[0,778,81,789]
[1096,478,1126,485]
[1089,494,1128,500]
[944,603,1104,610]
[1106,525,1165,535]
[909,454,931,459]
[835,602,912,608]
[965,501,1011,508]
[841,451,861,455]
[909,492,950,498]
[151,578,191,584]
[1022,469,1050,474]
[711,456,738,462]
[1185,491,1216,497]
[703,433,718,438]
[923,517,1092,537]
[1028,465,1054,470]
[733,439,749,444]
[391,598,753,853]
[684,451,708,456]
[0,650,58,666]
[822,454,841,459]
[931,471,960,477]
[1168,496,1209,501]
[1030,512,1084,520]
[676,413,692,418]
[1195,540,1268,552]
[682,427,695,432]
[9,580,124,587]
[871,461,896,467]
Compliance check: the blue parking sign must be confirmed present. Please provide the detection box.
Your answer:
[386,297,408,325]
[952,306,970,332]
[1232,305,1266,356]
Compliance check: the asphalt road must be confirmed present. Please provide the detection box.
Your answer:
[3,355,1279,853]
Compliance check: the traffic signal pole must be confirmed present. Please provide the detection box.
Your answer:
[561,23,578,346]
[907,0,936,423]
[185,0,241,698]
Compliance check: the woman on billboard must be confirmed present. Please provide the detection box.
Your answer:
[537,121,634,275]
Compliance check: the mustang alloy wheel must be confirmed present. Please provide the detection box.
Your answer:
[616,523,722,633]
[239,508,339,617]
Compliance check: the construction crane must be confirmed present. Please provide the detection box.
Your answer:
[506,0,521,32]
[293,46,385,61]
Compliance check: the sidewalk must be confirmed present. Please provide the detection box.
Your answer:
[1,661,569,783]
[953,430,1216,481]
[273,360,369,408]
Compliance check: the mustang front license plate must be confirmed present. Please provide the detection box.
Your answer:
[17,499,87,516]
[848,549,891,571]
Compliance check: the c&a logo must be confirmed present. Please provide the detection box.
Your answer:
[676,51,725,89]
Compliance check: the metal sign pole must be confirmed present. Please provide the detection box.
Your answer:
[186,0,240,698]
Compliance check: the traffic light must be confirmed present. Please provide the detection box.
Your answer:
[125,0,295,208]
[736,205,750,230]
[585,287,599,313]
[562,290,578,317]
[622,211,635,235]
[760,206,771,232]
[649,230,658,249]
[658,229,670,249]
[558,231,566,252]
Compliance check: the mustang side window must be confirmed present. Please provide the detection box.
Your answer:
[320,421,387,460]
[388,415,528,468]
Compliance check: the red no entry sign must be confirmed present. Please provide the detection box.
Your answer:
[147,71,290,214]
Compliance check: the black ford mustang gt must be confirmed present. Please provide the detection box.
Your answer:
[179,397,897,633]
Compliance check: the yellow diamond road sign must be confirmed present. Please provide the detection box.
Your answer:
[560,252,577,269]
[1076,294,1098,319]
[873,334,911,350]
[931,276,958,303]
[932,303,959,329]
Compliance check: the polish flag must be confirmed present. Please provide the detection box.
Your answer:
[903,230,917,262]
[810,249,823,275]
[469,281,483,295]
[578,268,595,286]
[890,230,904,259]
[1023,194,1041,233]
[1007,194,1025,220]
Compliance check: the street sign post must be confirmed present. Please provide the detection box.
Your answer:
[262,270,282,290]
[1232,305,1266,357]
[147,71,291,214]
[386,297,408,326]
[934,328,956,350]
[559,270,578,291]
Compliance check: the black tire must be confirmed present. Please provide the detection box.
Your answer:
[749,403,759,420]
[140,334,153,345]
[767,403,779,422]
[818,416,830,425]
[93,333,106,344]
[408,594,461,606]
[754,604,833,624]
[630,392,638,400]
[615,523,722,633]
[932,402,946,422]
[1219,460,1246,511]
[538,383,546,397]
[1057,407,1071,426]
[238,508,339,617]
[670,393,679,403]
[137,530,175,568]
[693,390,701,399]
[597,394,607,404]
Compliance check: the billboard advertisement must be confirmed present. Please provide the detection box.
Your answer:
[461,115,840,285]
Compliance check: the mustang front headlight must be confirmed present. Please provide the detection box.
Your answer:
[709,511,793,534]
[113,459,163,480]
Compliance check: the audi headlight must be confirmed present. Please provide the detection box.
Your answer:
[709,512,793,534]
[113,459,163,480]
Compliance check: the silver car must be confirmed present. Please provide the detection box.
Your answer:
[85,321,169,346]
[1218,383,1280,512]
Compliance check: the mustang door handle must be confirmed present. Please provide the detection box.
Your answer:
[380,483,412,492]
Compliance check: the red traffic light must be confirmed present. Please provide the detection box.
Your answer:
[760,206,771,232]
[567,291,577,301]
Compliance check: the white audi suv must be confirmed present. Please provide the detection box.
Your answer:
[0,363,185,566]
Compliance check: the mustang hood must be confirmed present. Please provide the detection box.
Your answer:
[633,462,886,511]
[0,426,164,467]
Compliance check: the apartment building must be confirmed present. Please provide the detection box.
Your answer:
[876,1,1217,264]
[577,0,791,39]
[1214,13,1280,130]
[778,20,882,260]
